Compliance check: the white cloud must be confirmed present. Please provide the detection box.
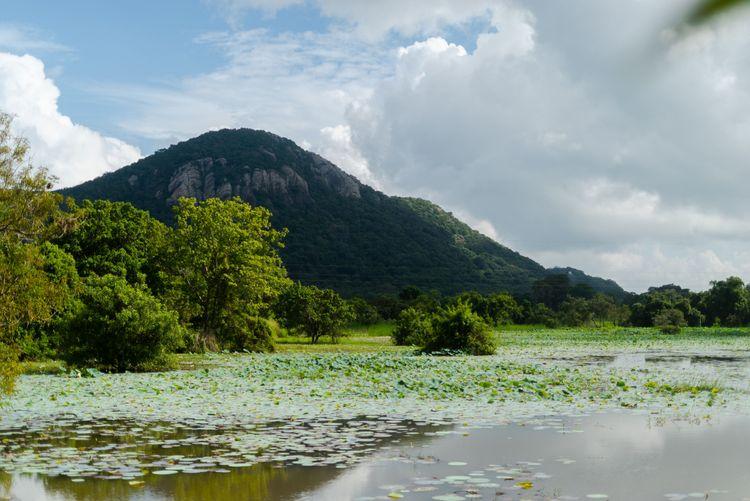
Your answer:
[338,1,750,291]
[0,24,70,53]
[208,0,507,39]
[0,53,141,187]
[92,28,387,182]
[100,0,750,291]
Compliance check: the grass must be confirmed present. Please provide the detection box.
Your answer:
[274,322,409,353]
[18,324,750,375]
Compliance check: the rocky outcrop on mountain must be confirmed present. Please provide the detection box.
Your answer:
[164,157,314,205]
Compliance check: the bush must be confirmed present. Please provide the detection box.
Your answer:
[348,298,380,325]
[60,275,184,372]
[391,307,431,346]
[219,314,276,353]
[422,302,496,355]
[654,308,687,334]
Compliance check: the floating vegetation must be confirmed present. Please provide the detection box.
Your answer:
[0,341,746,492]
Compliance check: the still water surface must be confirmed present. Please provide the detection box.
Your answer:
[3,412,750,500]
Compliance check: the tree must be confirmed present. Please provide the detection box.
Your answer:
[588,293,623,327]
[60,275,184,372]
[532,274,571,309]
[451,291,521,325]
[391,307,431,346]
[558,297,593,327]
[348,297,380,325]
[0,113,72,394]
[166,198,289,347]
[654,308,687,334]
[702,277,750,327]
[54,200,169,291]
[423,302,496,355]
[275,282,353,343]
[17,242,81,360]
[627,287,703,327]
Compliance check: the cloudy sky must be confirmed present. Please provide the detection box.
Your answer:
[3,0,750,292]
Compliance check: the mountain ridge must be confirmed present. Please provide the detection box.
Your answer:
[61,128,626,299]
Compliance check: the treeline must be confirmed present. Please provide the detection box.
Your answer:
[354,272,750,335]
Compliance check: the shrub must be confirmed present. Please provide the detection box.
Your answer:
[219,313,276,352]
[423,302,496,355]
[60,275,184,372]
[348,298,380,325]
[391,307,431,346]
[654,308,687,334]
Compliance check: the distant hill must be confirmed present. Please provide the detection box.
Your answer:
[61,128,626,298]
[548,267,628,302]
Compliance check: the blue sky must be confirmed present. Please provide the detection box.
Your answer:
[3,1,334,149]
[3,0,750,292]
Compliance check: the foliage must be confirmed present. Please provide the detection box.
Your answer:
[275,282,353,343]
[701,276,750,327]
[16,242,81,360]
[452,291,521,325]
[54,200,169,291]
[422,302,497,355]
[0,113,71,243]
[654,308,687,334]
[627,286,704,328]
[532,274,571,309]
[391,307,432,346]
[166,197,289,344]
[0,343,19,396]
[0,114,76,395]
[60,275,184,372]
[348,297,380,325]
[686,0,749,25]
[218,314,276,353]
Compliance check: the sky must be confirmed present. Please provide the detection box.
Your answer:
[2,0,750,293]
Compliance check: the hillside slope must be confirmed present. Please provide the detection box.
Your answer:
[62,129,624,298]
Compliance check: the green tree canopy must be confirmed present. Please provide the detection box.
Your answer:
[702,276,750,326]
[0,113,73,394]
[275,282,352,343]
[54,200,169,291]
[166,197,289,345]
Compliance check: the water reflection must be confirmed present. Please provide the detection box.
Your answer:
[3,413,750,500]
[297,412,750,500]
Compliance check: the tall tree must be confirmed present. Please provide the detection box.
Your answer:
[0,113,72,394]
[166,197,288,346]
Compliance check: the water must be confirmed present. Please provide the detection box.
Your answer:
[3,412,750,500]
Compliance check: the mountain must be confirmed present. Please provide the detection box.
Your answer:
[61,128,625,298]
[548,267,627,302]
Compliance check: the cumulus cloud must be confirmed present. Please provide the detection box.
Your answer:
[110,0,750,291]
[0,53,141,187]
[339,1,750,291]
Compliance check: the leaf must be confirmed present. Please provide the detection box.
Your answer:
[686,0,750,24]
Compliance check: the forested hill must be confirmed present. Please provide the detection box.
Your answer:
[61,128,625,298]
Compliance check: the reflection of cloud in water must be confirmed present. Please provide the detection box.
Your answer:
[580,414,667,458]
[5,475,67,501]
[301,463,373,500]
